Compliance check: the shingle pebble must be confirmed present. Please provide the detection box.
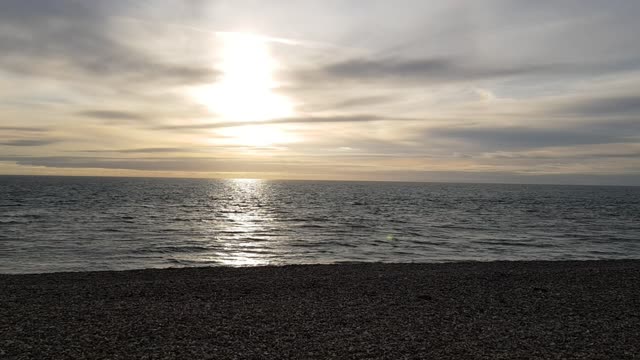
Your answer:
[1,260,639,359]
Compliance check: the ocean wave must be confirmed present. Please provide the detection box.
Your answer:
[471,240,557,248]
[2,177,639,273]
[133,245,213,254]
[0,220,27,225]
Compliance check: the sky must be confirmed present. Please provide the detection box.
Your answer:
[1,0,639,185]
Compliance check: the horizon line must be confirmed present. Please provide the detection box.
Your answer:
[0,173,637,188]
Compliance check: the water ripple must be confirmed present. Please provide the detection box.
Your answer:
[0,176,639,273]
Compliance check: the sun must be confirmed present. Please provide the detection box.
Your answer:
[191,32,294,122]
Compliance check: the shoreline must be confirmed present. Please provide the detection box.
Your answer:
[4,258,640,276]
[2,260,639,359]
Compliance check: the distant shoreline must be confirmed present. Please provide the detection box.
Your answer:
[1,173,638,188]
[2,260,639,358]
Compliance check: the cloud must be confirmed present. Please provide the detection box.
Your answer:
[318,56,626,84]
[1,1,640,185]
[287,50,640,93]
[363,170,640,186]
[78,110,148,121]
[0,155,309,173]
[156,114,421,130]
[330,95,399,109]
[0,1,100,21]
[483,147,640,160]
[82,147,191,154]
[428,126,629,150]
[555,95,640,117]
[0,139,60,147]
[0,0,217,86]
[327,57,534,80]
[0,126,49,132]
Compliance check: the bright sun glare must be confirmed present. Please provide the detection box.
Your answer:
[190,32,296,147]
[191,32,294,121]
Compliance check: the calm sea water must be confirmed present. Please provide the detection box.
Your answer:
[1,175,639,273]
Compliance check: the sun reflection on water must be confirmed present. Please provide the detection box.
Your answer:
[212,178,281,266]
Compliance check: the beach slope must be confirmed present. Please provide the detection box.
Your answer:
[1,260,639,359]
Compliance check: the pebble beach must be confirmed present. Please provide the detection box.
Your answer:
[1,260,639,359]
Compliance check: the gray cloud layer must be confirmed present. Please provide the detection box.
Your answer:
[0,0,217,85]
[429,126,629,150]
[556,95,640,117]
[0,139,60,147]
[0,126,49,132]
[78,110,149,121]
[323,57,575,83]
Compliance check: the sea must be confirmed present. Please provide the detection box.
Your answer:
[1,175,639,274]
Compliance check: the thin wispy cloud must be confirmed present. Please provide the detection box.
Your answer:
[155,114,423,131]
[554,95,640,117]
[78,110,149,121]
[1,139,60,147]
[114,16,336,49]
[0,126,49,132]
